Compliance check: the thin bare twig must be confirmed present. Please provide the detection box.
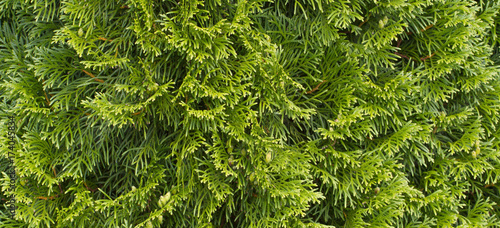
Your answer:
[306,80,326,94]
[82,69,105,83]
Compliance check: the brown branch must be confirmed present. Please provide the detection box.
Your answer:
[83,182,97,193]
[484,184,495,188]
[396,38,402,48]
[394,51,436,62]
[421,24,434,32]
[120,5,129,9]
[132,109,143,116]
[82,69,105,83]
[407,24,434,35]
[306,80,326,94]
[36,195,58,200]
[41,79,52,110]
[420,52,435,61]
[52,166,64,194]
[394,52,410,60]
[97,37,113,42]
[146,199,151,212]
[58,184,63,194]
[358,13,371,27]
[264,126,270,134]
[43,90,51,107]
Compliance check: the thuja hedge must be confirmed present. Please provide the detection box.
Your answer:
[1,0,500,227]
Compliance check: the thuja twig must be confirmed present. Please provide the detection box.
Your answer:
[420,52,435,61]
[264,126,270,134]
[132,109,143,116]
[394,52,410,60]
[97,37,113,42]
[306,80,326,94]
[407,24,434,35]
[396,24,435,60]
[36,195,58,200]
[41,79,53,110]
[43,91,50,107]
[82,69,105,83]
[52,166,64,194]
[358,13,371,27]
[84,182,98,193]
[396,38,402,48]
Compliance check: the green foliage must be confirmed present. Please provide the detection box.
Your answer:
[0,0,500,227]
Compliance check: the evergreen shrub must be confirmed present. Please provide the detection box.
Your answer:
[1,0,500,227]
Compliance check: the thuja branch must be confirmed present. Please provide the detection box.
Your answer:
[43,89,51,108]
[306,80,327,94]
[396,38,402,48]
[52,166,64,194]
[41,79,53,110]
[484,184,495,188]
[358,13,371,27]
[43,90,50,107]
[83,182,98,193]
[82,69,105,83]
[407,24,434,35]
[395,24,436,62]
[432,126,438,134]
[97,37,113,42]
[36,195,58,200]
[132,109,143,115]
[420,52,436,61]
[394,52,410,60]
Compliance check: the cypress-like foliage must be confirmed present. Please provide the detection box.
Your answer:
[0,0,499,227]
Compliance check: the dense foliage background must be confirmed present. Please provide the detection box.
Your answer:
[1,0,500,227]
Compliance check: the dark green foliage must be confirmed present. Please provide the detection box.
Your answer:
[1,0,500,227]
